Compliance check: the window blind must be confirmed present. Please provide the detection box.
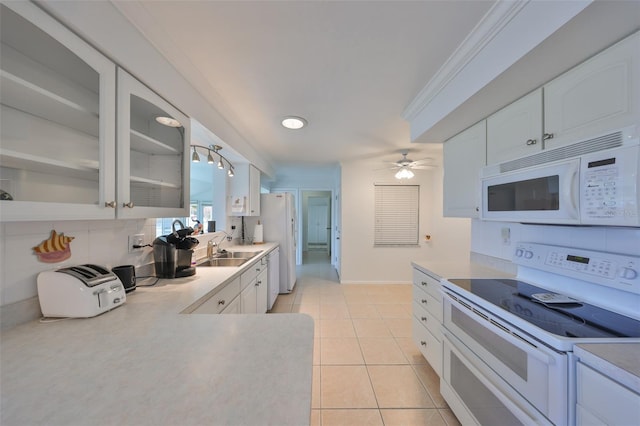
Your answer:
[374,184,419,246]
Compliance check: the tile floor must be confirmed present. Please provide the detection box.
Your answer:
[269,252,461,426]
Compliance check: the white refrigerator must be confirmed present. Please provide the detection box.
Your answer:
[260,193,297,293]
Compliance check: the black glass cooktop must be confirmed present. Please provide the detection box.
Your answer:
[447,279,640,339]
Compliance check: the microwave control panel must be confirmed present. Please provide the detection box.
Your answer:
[580,144,639,226]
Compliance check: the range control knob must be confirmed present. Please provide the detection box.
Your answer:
[524,251,534,259]
[515,249,524,258]
[619,267,638,280]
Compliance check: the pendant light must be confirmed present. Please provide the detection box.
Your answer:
[207,149,215,164]
[191,146,200,163]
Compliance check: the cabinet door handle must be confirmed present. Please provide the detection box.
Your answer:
[421,299,428,304]
[104,201,116,208]
[421,317,427,322]
[526,139,537,146]
[420,341,427,346]
[543,133,554,140]
[421,281,428,287]
[218,299,225,305]
[123,201,134,208]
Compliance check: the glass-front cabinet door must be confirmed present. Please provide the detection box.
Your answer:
[116,69,189,219]
[0,2,116,221]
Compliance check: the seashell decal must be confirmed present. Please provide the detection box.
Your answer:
[33,230,75,263]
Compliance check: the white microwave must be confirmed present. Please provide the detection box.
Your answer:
[481,144,640,226]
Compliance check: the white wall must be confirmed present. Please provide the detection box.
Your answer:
[471,220,640,259]
[340,146,471,284]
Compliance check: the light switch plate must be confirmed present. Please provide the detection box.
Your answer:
[501,227,511,245]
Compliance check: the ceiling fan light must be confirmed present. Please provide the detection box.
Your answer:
[395,167,414,179]
[281,116,307,130]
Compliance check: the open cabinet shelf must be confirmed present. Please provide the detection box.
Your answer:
[0,149,99,181]
[130,129,180,155]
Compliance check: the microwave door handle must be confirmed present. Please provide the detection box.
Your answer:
[565,163,580,220]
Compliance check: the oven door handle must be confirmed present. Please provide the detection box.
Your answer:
[445,295,557,365]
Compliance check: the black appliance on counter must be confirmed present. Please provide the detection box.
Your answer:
[153,221,199,278]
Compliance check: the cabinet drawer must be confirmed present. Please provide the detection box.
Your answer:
[412,301,442,341]
[193,278,241,314]
[412,268,442,301]
[412,285,443,322]
[412,316,442,376]
[241,261,263,289]
[577,362,640,425]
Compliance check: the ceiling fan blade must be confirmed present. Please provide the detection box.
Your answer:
[411,165,435,170]
[409,158,434,166]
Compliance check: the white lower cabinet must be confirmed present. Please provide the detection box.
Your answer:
[220,296,241,314]
[576,362,640,425]
[191,277,241,315]
[240,254,269,314]
[412,267,443,376]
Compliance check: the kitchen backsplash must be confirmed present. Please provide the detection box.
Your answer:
[471,219,640,259]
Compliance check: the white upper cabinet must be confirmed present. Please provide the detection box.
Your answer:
[116,69,190,219]
[0,2,116,221]
[228,163,261,216]
[0,2,190,222]
[544,31,639,150]
[443,120,486,218]
[486,89,543,165]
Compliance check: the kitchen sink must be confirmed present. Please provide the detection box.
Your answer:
[197,258,249,267]
[208,250,262,260]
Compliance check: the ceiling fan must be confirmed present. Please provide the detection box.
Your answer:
[384,150,435,179]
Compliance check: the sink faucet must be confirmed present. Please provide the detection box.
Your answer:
[207,231,232,259]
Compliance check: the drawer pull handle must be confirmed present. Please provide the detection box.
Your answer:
[421,317,427,322]
[526,139,537,146]
[420,341,427,346]
[421,299,428,304]
[421,281,428,286]
[218,300,225,305]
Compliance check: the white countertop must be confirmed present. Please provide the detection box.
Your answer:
[575,343,640,393]
[0,243,315,426]
[411,259,515,281]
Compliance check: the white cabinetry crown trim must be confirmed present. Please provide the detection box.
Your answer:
[402,0,590,141]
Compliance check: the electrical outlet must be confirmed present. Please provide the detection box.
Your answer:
[129,234,144,253]
[501,227,511,245]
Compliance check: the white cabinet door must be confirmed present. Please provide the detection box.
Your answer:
[256,266,269,314]
[267,248,280,310]
[443,121,486,218]
[116,68,190,219]
[220,296,241,314]
[228,164,261,216]
[240,278,258,314]
[487,89,542,165]
[544,32,640,150]
[0,2,116,221]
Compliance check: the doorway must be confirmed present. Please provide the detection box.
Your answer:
[301,190,331,265]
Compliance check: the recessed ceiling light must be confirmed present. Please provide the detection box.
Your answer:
[281,116,307,130]
[155,116,182,127]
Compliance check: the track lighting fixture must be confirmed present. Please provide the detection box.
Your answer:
[190,144,234,177]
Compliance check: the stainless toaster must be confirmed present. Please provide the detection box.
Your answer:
[37,264,126,318]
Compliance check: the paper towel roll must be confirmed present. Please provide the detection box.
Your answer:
[253,222,264,243]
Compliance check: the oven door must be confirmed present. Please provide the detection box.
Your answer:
[442,291,568,425]
[442,331,553,426]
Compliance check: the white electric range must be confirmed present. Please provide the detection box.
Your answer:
[440,242,640,426]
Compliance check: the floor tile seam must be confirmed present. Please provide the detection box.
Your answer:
[408,363,442,408]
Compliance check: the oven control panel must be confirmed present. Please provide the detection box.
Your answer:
[514,242,639,295]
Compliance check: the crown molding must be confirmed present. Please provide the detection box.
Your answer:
[402,0,527,121]
[402,0,591,142]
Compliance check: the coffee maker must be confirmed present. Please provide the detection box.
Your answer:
[153,221,199,278]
